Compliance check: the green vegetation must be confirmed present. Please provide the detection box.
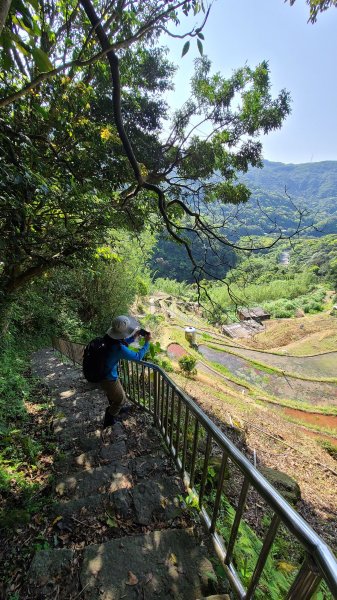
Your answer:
[198,235,337,322]
[1,1,336,596]
[153,278,195,300]
[204,342,337,383]
[212,497,295,599]
[154,234,337,325]
[318,439,337,461]
[178,355,198,377]
[0,336,54,528]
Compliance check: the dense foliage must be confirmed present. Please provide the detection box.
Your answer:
[0,0,294,325]
[200,235,337,321]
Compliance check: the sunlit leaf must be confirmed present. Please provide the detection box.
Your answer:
[31,47,53,72]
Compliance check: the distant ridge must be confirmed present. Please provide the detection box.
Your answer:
[241,159,337,200]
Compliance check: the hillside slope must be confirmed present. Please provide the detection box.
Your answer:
[152,161,337,281]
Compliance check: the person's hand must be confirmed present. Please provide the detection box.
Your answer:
[144,332,151,342]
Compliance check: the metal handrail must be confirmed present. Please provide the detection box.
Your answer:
[52,337,337,600]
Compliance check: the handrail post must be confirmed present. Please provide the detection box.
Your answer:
[286,556,322,600]
[153,369,159,425]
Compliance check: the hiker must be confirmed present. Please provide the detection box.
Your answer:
[101,315,151,428]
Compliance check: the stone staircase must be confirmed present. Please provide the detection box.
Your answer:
[28,349,229,600]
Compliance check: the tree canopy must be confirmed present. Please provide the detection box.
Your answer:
[0,0,293,313]
[287,0,337,22]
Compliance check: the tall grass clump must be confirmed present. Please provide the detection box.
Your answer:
[153,277,194,300]
[205,272,325,319]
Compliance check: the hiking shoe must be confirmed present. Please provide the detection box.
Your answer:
[118,404,133,416]
[103,408,117,429]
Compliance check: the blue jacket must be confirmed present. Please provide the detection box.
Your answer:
[104,335,150,381]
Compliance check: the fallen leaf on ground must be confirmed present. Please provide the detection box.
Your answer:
[125,571,138,586]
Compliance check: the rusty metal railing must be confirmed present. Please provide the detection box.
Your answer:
[52,337,337,600]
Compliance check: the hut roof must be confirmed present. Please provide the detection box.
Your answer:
[237,307,270,320]
[222,319,264,339]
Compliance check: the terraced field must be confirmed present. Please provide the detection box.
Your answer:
[203,343,337,379]
[198,345,337,407]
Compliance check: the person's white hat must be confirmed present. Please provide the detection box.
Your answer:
[107,315,139,340]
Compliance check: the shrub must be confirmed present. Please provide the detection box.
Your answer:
[178,355,197,377]
[158,358,174,372]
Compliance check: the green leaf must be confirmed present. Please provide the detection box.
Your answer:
[11,0,34,29]
[197,31,205,40]
[26,0,39,10]
[181,40,190,57]
[106,516,117,528]
[197,39,203,56]
[31,47,53,72]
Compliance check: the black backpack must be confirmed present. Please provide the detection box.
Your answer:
[82,335,111,383]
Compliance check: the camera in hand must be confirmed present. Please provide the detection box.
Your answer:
[139,328,150,336]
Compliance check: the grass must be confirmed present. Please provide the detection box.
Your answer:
[203,335,337,359]
[282,416,337,437]
[208,273,323,311]
[317,439,337,460]
[254,395,337,416]
[286,334,337,356]
[237,312,337,354]
[197,357,337,416]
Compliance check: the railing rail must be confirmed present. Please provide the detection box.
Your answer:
[52,337,337,600]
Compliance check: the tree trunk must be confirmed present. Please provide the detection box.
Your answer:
[0,0,12,35]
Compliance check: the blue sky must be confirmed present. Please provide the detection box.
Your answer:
[163,0,337,165]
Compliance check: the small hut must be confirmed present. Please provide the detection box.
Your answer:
[237,307,270,323]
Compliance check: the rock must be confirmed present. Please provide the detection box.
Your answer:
[53,492,112,518]
[28,548,77,597]
[259,466,301,505]
[100,439,127,462]
[132,477,183,525]
[55,463,131,498]
[295,309,305,318]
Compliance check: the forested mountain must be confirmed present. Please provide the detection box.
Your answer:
[152,160,337,281]
[242,160,337,200]
[238,160,337,236]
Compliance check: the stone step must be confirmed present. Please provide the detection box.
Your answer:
[55,448,181,499]
[28,529,218,599]
[52,475,186,547]
[53,390,106,416]
[55,462,132,499]
[28,348,225,599]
